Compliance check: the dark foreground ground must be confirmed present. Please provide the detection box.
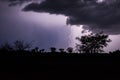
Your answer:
[0,51,120,80]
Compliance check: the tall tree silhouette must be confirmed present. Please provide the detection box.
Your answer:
[76,32,111,53]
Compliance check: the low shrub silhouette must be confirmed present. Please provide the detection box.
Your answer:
[59,48,65,53]
[50,47,57,53]
[66,47,73,53]
[39,49,45,53]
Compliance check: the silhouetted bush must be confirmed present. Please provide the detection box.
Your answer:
[31,47,39,53]
[59,48,65,53]
[67,47,73,53]
[109,50,120,55]
[50,47,57,53]
[39,49,45,53]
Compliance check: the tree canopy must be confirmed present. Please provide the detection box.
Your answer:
[76,32,111,53]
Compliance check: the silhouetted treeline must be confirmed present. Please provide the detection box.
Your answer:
[0,47,120,80]
[0,44,120,79]
[0,46,120,57]
[1,32,120,57]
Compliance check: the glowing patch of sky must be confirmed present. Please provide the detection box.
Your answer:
[97,0,105,3]
[104,35,120,52]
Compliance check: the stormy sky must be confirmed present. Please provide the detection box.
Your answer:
[0,0,120,52]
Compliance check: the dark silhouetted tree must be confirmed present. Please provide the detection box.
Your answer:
[50,47,56,53]
[76,32,111,53]
[67,47,73,53]
[13,40,31,51]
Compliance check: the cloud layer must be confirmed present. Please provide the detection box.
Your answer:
[23,0,120,34]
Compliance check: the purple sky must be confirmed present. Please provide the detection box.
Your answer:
[0,2,72,51]
[0,0,120,52]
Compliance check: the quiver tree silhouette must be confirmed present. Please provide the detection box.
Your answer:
[76,32,111,53]
[67,47,73,53]
[13,40,31,51]
[50,47,56,53]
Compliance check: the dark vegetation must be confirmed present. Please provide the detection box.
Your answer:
[0,32,120,80]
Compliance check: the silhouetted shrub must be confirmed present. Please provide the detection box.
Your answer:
[50,47,56,53]
[31,47,39,53]
[59,48,65,53]
[110,50,120,55]
[67,47,73,53]
[39,49,45,53]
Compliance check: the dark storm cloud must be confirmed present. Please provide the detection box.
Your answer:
[1,0,32,6]
[1,0,42,6]
[23,0,120,34]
